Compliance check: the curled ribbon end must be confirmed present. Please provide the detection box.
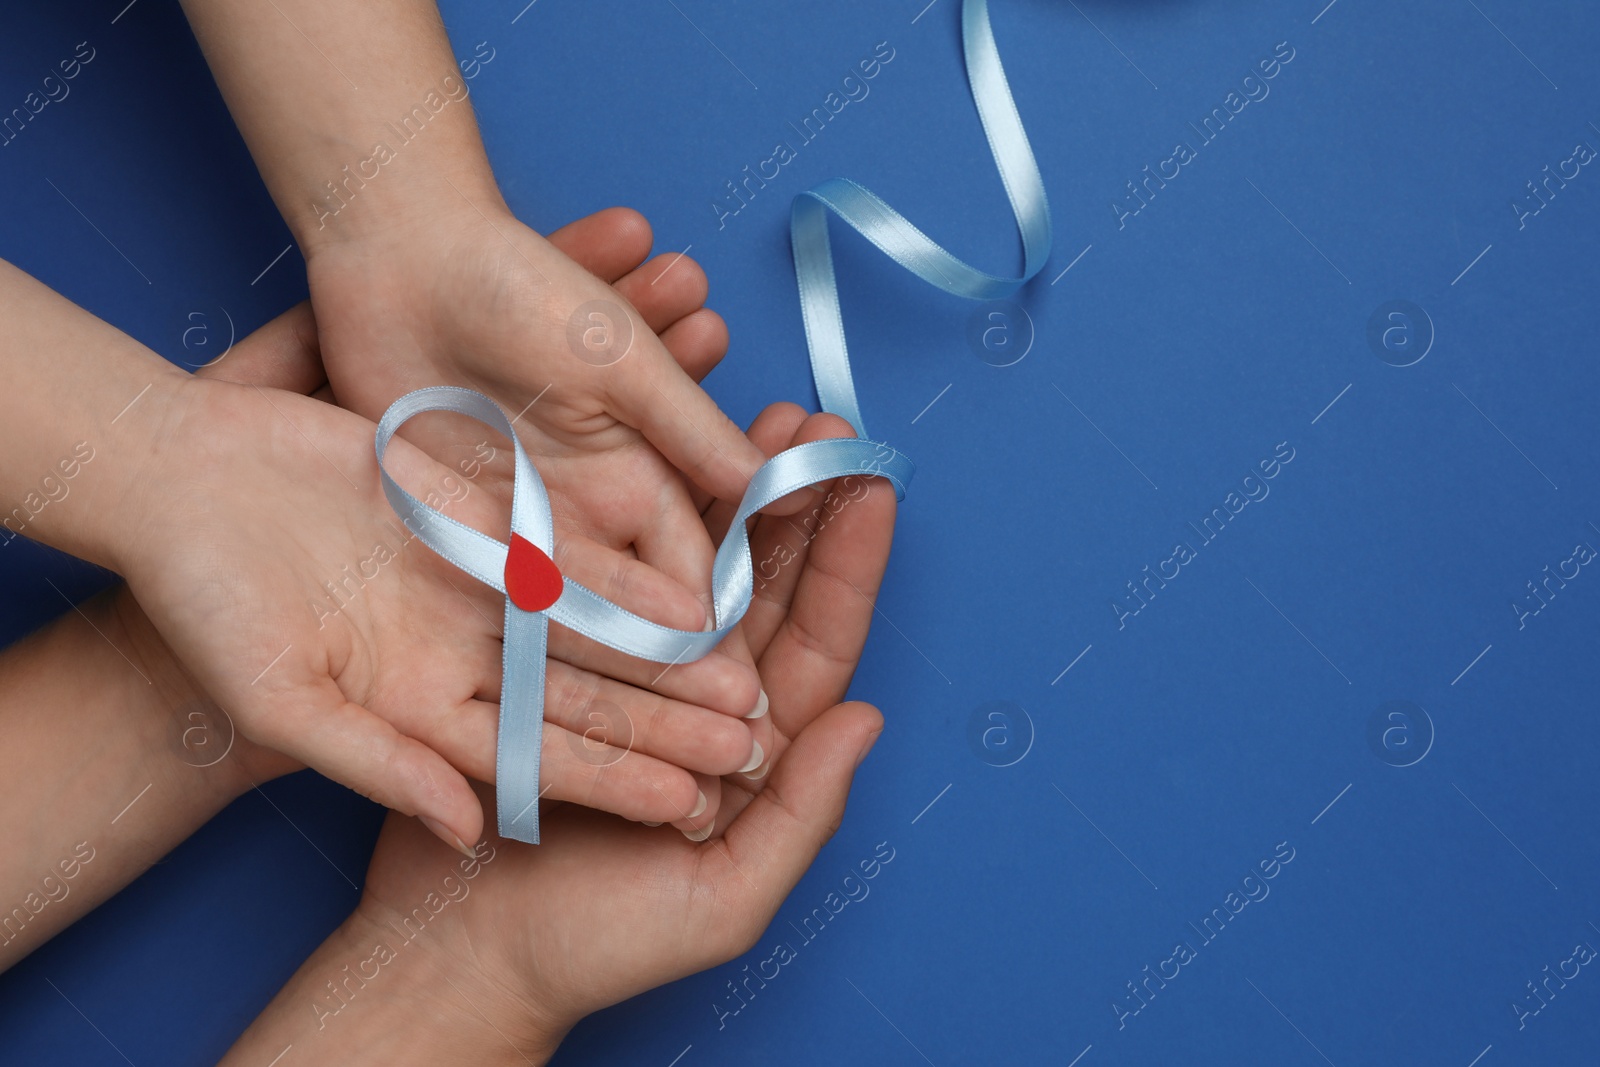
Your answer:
[505,533,563,613]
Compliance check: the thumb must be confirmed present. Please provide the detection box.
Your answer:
[721,701,884,906]
[605,334,767,503]
[194,300,328,395]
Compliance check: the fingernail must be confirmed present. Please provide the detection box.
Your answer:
[745,689,769,720]
[855,728,883,769]
[421,816,477,860]
[641,821,663,827]
[682,824,713,842]
[689,790,707,819]
[739,741,765,775]
[742,760,771,781]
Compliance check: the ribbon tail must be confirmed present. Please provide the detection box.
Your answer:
[790,0,1053,438]
[496,601,548,844]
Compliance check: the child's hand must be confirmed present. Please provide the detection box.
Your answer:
[304,202,770,633]
[177,0,771,654]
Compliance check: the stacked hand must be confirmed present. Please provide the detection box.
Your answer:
[219,395,896,1065]
[10,205,898,1065]
[124,207,785,852]
[0,0,902,1060]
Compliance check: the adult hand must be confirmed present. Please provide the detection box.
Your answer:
[111,209,766,856]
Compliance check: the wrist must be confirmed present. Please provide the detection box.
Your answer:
[300,193,535,406]
[224,890,567,1065]
[63,366,195,576]
[0,333,191,575]
[290,111,508,262]
[350,879,571,1065]
[100,372,267,586]
[301,177,513,286]
[103,585,299,796]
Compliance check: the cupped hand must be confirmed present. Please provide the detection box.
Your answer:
[344,406,897,1053]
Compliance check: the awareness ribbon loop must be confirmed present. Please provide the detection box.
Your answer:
[376,388,912,843]
[373,0,1048,843]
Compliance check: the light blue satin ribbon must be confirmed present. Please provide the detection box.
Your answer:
[376,389,912,842]
[373,0,1048,842]
[794,0,1051,436]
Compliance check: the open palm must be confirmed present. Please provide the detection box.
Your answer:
[119,210,770,852]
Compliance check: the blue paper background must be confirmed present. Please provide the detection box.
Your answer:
[2,0,1598,1064]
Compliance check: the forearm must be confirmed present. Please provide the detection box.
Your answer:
[178,0,503,255]
[0,259,188,570]
[0,588,256,966]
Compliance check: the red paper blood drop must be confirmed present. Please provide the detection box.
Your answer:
[505,534,563,612]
